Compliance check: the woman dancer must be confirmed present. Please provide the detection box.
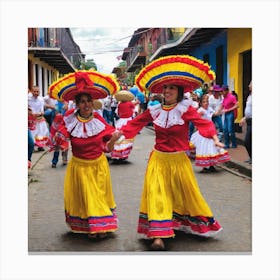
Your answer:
[119,55,224,250]
[49,70,121,239]
[111,90,136,161]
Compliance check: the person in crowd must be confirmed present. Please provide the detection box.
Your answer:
[129,85,144,115]
[221,85,239,148]
[28,106,35,169]
[28,86,50,151]
[49,113,69,168]
[190,94,230,173]
[208,85,224,141]
[206,85,214,96]
[110,90,136,162]
[102,95,113,124]
[136,89,146,113]
[48,70,122,239]
[146,94,163,127]
[93,99,103,117]
[147,94,163,107]
[185,91,200,139]
[239,81,252,164]
[202,83,209,95]
[118,55,223,250]
[43,91,57,128]
[110,96,118,127]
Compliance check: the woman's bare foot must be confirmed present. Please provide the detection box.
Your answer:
[151,238,165,250]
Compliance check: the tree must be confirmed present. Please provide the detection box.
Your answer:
[80,59,97,70]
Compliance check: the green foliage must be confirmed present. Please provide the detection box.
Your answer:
[80,59,97,70]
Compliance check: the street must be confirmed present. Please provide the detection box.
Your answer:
[28,127,252,254]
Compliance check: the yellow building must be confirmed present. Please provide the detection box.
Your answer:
[227,28,252,121]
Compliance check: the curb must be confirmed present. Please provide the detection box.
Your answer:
[222,160,252,179]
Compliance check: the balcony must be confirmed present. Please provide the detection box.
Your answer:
[126,45,147,72]
[28,28,84,74]
[28,47,76,74]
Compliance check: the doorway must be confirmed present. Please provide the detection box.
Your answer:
[242,49,252,114]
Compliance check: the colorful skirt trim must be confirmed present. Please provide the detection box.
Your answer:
[111,117,134,159]
[138,212,222,238]
[137,149,222,238]
[64,154,118,234]
[190,131,230,167]
[65,209,118,233]
[111,138,134,159]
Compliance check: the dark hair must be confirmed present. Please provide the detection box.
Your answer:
[177,85,184,102]
[74,93,92,105]
[153,94,163,103]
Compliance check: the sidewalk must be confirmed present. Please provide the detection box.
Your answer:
[223,129,252,178]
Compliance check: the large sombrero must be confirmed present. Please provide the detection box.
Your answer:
[115,90,135,102]
[49,70,120,102]
[135,55,216,93]
[93,99,103,110]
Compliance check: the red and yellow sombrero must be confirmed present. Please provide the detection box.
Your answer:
[49,70,120,102]
[135,55,216,93]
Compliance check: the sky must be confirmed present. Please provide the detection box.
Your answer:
[70,27,140,74]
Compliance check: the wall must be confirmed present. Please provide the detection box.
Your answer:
[189,31,227,85]
[227,28,252,120]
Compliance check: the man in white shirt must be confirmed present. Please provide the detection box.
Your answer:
[240,81,252,164]
[43,92,57,127]
[208,85,224,141]
[28,86,49,151]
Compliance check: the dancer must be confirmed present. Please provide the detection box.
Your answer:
[49,70,122,239]
[28,86,50,151]
[111,90,135,161]
[119,55,223,250]
[190,94,230,173]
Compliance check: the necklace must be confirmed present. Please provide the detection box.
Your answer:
[77,112,93,122]
[162,103,177,111]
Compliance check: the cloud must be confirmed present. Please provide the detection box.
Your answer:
[70,27,137,74]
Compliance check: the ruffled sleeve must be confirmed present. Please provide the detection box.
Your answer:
[93,112,116,143]
[182,106,217,138]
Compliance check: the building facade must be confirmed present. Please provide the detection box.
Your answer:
[120,27,252,122]
[28,28,85,96]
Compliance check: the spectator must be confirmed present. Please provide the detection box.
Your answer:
[209,85,224,141]
[43,92,57,128]
[102,95,113,124]
[28,86,49,151]
[239,81,252,164]
[221,85,239,148]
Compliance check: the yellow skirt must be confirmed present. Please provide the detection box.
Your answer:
[64,154,118,234]
[138,150,222,238]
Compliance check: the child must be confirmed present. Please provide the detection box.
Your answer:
[48,113,69,168]
[190,94,230,173]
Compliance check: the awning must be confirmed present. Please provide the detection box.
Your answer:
[150,28,226,60]
[28,47,76,74]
